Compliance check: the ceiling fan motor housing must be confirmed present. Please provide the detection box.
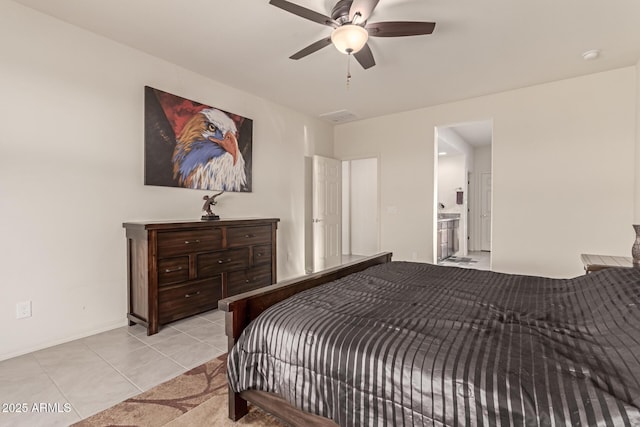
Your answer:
[331,0,354,24]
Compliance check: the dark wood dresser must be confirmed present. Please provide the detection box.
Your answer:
[123,218,279,335]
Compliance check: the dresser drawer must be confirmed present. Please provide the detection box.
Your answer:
[157,229,223,258]
[158,278,221,324]
[197,247,249,277]
[253,244,272,265]
[227,225,272,248]
[227,264,272,297]
[158,257,189,286]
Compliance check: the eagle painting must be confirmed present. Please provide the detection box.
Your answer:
[144,86,252,192]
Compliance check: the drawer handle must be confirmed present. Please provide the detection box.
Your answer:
[256,252,263,257]
[244,234,255,238]
[164,266,183,273]
[218,258,232,264]
[184,291,201,298]
[184,239,201,245]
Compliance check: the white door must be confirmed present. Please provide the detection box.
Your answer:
[480,172,492,251]
[313,155,342,270]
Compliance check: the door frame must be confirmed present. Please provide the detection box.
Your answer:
[479,171,492,251]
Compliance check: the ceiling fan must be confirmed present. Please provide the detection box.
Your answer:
[269,0,436,70]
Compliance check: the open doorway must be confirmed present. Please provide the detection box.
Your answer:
[342,158,379,261]
[305,156,379,274]
[435,121,492,270]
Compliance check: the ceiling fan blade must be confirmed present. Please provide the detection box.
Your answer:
[366,21,436,37]
[354,43,375,69]
[290,37,333,60]
[269,0,338,27]
[349,0,380,22]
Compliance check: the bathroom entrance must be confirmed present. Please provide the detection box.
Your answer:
[435,120,492,269]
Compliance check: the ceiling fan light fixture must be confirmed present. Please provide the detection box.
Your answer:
[331,24,368,54]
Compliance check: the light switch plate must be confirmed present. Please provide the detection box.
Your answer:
[16,301,32,319]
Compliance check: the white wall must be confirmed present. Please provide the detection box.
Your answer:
[335,67,637,278]
[0,1,334,361]
[474,146,492,175]
[636,58,640,222]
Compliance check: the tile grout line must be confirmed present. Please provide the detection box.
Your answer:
[127,325,210,374]
[91,332,150,394]
[123,328,193,386]
[31,344,88,422]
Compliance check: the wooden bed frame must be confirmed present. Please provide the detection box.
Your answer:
[218,252,393,426]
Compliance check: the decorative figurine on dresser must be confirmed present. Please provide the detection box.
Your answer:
[123,218,279,335]
[201,191,224,220]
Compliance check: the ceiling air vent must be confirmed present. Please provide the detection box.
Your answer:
[319,109,358,124]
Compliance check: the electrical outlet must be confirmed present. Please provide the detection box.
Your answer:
[16,301,31,319]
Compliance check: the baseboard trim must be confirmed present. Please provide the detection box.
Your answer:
[0,319,129,362]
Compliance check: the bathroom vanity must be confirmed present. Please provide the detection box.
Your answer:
[437,213,460,261]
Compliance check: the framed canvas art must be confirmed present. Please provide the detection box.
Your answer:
[144,86,252,192]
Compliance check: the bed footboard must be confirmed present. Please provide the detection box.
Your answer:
[218,252,392,422]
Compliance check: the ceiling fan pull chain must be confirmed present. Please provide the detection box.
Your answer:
[346,50,353,89]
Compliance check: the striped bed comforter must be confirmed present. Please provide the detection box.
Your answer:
[227,261,640,426]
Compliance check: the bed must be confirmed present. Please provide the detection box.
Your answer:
[218,252,640,426]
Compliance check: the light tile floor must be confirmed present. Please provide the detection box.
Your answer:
[0,310,227,427]
[438,250,491,270]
